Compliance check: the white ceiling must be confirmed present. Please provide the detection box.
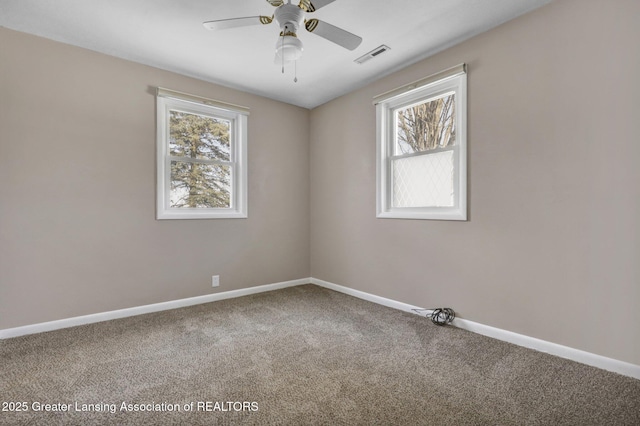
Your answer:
[0,0,551,109]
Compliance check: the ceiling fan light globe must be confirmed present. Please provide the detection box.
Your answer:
[275,35,304,62]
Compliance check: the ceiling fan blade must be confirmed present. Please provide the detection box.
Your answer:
[299,0,337,12]
[203,16,273,31]
[305,19,362,50]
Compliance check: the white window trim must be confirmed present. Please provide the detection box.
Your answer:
[375,64,467,221]
[156,88,248,219]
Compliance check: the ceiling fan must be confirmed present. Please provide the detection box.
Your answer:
[203,0,363,64]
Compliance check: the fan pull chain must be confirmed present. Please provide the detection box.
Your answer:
[281,25,286,74]
[278,24,298,83]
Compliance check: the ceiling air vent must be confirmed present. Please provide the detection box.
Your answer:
[354,45,390,65]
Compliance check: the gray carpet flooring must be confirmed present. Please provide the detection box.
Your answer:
[1,284,639,425]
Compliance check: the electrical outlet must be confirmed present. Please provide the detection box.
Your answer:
[212,275,220,287]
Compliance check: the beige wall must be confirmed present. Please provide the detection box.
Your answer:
[0,28,310,329]
[310,0,640,365]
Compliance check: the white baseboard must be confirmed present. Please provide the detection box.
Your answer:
[2,277,638,380]
[0,278,309,339]
[310,277,421,313]
[310,277,640,380]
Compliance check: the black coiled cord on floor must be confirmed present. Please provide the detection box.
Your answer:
[412,308,455,326]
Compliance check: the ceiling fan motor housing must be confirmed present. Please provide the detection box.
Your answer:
[274,3,305,33]
[274,2,305,62]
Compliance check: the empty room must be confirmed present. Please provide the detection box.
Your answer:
[1,0,639,424]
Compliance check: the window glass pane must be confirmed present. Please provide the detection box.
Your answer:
[392,150,454,208]
[395,93,455,155]
[170,161,231,208]
[169,110,231,161]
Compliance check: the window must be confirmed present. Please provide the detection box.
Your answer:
[375,64,467,220]
[156,88,248,219]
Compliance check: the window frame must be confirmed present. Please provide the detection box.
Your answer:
[375,65,467,220]
[156,89,248,220]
